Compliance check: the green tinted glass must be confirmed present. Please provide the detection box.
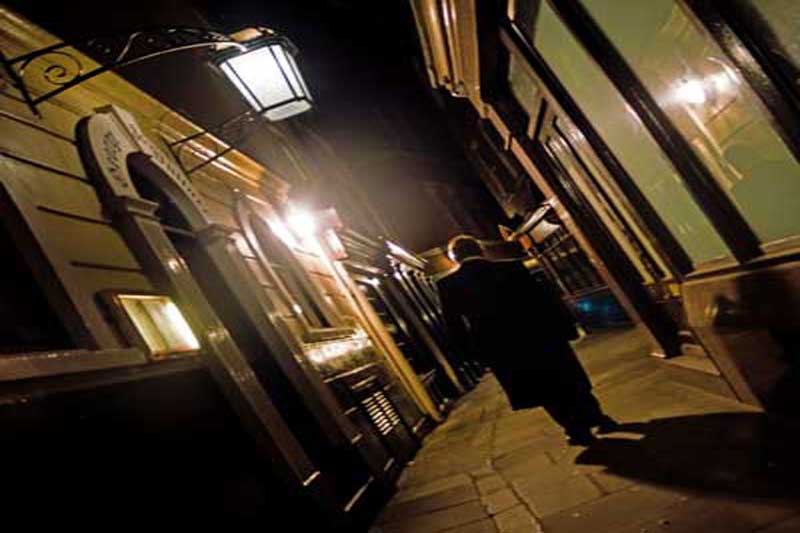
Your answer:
[747,0,800,89]
[508,54,539,118]
[522,1,729,264]
[581,0,800,246]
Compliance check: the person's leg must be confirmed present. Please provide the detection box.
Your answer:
[542,400,572,430]
[543,393,595,445]
[574,388,619,433]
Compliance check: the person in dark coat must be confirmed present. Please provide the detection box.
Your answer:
[437,235,617,445]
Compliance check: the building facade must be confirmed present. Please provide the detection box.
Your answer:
[412,0,800,412]
[0,8,456,527]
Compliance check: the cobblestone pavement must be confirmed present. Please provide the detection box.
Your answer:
[372,328,800,533]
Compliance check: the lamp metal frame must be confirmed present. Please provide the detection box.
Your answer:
[0,26,308,175]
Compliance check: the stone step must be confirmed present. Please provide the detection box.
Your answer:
[670,350,717,374]
[662,353,738,401]
[679,342,708,358]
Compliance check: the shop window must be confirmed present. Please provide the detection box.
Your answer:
[356,279,426,374]
[543,118,666,283]
[248,214,333,329]
[0,220,73,354]
[740,0,800,97]
[104,293,200,359]
[508,53,540,120]
[553,113,673,280]
[579,0,800,246]
[515,0,729,264]
[532,216,604,296]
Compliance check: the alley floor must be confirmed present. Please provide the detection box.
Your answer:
[372,328,800,533]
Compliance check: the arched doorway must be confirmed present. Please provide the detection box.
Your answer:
[125,153,374,513]
[77,106,408,525]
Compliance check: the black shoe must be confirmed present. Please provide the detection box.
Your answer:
[566,431,597,446]
[594,415,621,434]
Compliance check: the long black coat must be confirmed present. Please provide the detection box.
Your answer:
[437,258,591,410]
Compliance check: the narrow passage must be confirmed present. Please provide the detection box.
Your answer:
[373,329,800,533]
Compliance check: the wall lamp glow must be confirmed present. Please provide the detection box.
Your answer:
[0,25,312,174]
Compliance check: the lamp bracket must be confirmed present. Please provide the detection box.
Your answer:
[164,107,265,176]
[0,27,245,117]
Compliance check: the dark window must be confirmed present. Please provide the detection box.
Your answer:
[0,220,73,354]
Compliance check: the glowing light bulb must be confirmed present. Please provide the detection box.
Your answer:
[675,78,707,105]
[287,208,317,241]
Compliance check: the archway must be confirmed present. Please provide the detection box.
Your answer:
[77,106,380,517]
[126,153,371,505]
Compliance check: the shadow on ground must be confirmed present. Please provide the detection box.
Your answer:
[576,412,800,498]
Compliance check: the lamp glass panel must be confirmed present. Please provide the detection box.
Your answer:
[287,50,312,99]
[220,42,310,120]
[266,100,312,121]
[272,45,303,96]
[220,62,260,110]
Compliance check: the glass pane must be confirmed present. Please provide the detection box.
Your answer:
[250,215,330,328]
[545,132,656,283]
[119,295,200,357]
[557,115,672,279]
[508,54,540,117]
[581,0,800,245]
[746,0,800,88]
[520,1,729,264]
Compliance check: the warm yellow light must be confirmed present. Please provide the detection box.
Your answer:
[268,218,299,247]
[287,208,317,241]
[163,301,201,350]
[322,228,348,260]
[217,32,312,121]
[675,78,706,105]
[117,294,200,358]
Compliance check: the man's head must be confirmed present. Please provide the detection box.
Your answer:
[448,234,483,264]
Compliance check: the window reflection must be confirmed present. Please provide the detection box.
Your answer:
[580,0,800,245]
[517,0,729,264]
[118,295,200,358]
[744,0,800,92]
[508,53,540,118]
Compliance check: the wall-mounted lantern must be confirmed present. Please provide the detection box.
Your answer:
[216,28,312,122]
[0,25,313,174]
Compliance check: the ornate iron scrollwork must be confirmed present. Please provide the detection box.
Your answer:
[0,27,244,116]
[0,26,271,175]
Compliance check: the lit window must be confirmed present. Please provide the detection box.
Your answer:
[114,294,200,358]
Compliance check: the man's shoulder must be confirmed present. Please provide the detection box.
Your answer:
[493,259,529,275]
[436,268,461,288]
[438,260,482,287]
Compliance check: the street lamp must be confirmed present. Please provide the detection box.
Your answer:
[216,28,312,122]
[0,25,313,172]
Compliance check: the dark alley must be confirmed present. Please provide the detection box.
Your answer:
[2,0,800,531]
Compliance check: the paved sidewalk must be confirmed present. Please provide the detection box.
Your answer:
[372,328,800,533]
